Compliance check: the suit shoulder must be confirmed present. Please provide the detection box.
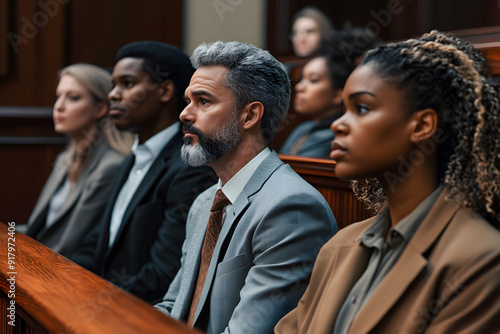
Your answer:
[88,145,127,175]
[435,208,500,262]
[266,164,322,196]
[323,218,373,247]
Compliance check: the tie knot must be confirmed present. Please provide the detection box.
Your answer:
[211,189,230,212]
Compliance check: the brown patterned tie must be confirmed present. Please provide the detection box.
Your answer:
[187,189,230,327]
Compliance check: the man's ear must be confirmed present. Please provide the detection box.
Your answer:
[409,108,438,143]
[241,102,264,130]
[158,79,175,103]
[95,102,108,120]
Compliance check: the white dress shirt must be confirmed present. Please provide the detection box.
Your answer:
[217,147,271,221]
[108,122,180,246]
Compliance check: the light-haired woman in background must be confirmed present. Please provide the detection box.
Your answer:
[26,63,134,257]
[290,6,332,58]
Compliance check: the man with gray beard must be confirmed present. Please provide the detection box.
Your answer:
[155,41,337,334]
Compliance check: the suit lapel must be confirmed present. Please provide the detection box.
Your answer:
[46,144,107,226]
[194,151,284,323]
[109,134,181,252]
[348,191,459,334]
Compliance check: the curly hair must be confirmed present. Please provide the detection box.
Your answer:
[350,30,500,228]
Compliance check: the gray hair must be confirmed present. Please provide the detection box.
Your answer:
[190,41,291,145]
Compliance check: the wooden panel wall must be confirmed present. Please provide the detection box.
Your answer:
[0,107,66,224]
[0,0,9,77]
[0,0,184,107]
[266,0,500,57]
[0,0,184,223]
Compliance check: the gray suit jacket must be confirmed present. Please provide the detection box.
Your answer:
[26,142,125,256]
[155,151,337,334]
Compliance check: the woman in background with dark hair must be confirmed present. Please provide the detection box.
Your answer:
[276,31,500,333]
[26,64,133,257]
[280,27,380,158]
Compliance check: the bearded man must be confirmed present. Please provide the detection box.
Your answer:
[154,41,337,334]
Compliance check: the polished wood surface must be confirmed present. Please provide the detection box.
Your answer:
[0,222,202,334]
[280,154,373,229]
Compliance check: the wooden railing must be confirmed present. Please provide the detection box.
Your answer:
[279,154,372,229]
[0,222,202,334]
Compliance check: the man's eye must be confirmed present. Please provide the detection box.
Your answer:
[200,98,208,105]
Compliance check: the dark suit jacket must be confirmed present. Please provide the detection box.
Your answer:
[71,127,216,304]
[26,142,126,257]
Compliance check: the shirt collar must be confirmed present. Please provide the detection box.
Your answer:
[131,121,179,158]
[217,147,271,204]
[393,184,443,242]
[361,184,444,246]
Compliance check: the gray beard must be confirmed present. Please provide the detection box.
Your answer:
[181,114,240,167]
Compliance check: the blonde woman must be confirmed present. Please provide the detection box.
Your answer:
[26,63,134,257]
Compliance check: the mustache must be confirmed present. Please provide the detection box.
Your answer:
[182,123,203,137]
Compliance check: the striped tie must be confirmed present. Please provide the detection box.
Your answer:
[187,189,230,327]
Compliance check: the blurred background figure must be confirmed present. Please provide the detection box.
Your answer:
[25,63,134,257]
[290,6,333,58]
[280,27,380,158]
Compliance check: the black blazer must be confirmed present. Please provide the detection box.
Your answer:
[71,127,216,303]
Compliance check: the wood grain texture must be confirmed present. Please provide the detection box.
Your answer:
[0,222,203,334]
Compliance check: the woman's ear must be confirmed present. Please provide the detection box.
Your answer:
[409,108,438,143]
[332,88,343,106]
[241,102,264,130]
[158,79,175,103]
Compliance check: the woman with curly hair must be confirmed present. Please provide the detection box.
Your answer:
[275,31,500,333]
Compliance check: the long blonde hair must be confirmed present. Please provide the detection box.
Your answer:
[57,64,134,183]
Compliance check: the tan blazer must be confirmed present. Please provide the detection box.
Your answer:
[275,190,500,334]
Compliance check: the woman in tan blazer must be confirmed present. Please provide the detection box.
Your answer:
[276,31,500,333]
[26,64,133,257]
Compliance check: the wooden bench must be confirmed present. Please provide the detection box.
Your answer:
[0,222,202,334]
